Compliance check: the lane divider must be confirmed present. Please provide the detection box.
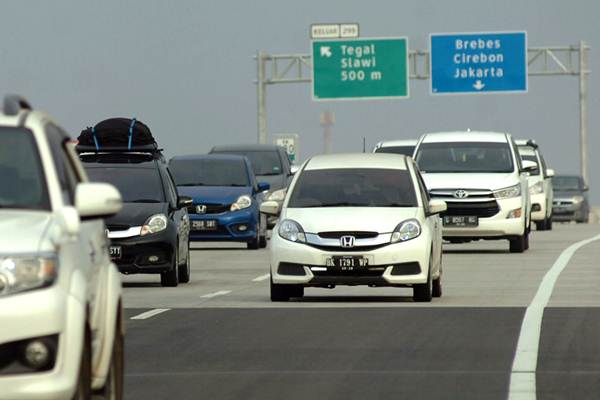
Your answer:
[200,290,232,299]
[508,233,600,400]
[130,308,170,320]
[252,274,270,282]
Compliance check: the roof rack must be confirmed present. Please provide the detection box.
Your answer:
[3,95,32,116]
[75,144,161,154]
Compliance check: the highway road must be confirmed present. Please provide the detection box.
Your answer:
[121,223,600,400]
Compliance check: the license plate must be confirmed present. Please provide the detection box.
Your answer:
[192,220,218,231]
[109,246,122,260]
[443,216,478,227]
[325,256,369,271]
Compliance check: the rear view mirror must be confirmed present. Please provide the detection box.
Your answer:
[260,200,280,216]
[290,165,300,175]
[583,184,589,192]
[546,168,555,178]
[76,183,122,220]
[521,160,538,173]
[428,199,447,215]
[177,196,193,209]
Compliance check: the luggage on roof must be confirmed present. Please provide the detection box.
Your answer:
[76,117,158,152]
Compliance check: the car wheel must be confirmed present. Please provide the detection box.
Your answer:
[413,257,433,302]
[72,326,91,400]
[161,251,179,287]
[432,252,442,298]
[509,233,526,253]
[524,229,530,250]
[547,215,553,230]
[535,220,547,231]
[247,227,260,250]
[270,275,290,302]
[178,243,191,284]
[94,309,124,400]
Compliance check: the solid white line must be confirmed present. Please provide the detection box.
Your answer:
[130,308,170,320]
[252,274,270,282]
[508,233,600,400]
[200,290,232,299]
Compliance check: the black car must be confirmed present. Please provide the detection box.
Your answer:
[552,175,590,223]
[77,118,192,287]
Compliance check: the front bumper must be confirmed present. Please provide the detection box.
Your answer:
[530,192,548,221]
[269,233,431,286]
[0,287,85,400]
[553,202,585,221]
[109,226,176,274]
[189,209,258,242]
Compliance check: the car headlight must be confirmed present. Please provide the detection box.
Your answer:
[230,195,252,211]
[278,219,306,243]
[529,181,544,195]
[572,195,584,204]
[494,184,521,199]
[266,188,287,202]
[391,219,421,243]
[0,255,58,297]
[141,214,168,236]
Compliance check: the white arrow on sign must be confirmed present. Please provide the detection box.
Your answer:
[473,80,485,90]
[320,46,332,57]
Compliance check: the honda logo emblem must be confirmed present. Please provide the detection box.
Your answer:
[196,205,207,214]
[453,190,469,199]
[340,235,355,248]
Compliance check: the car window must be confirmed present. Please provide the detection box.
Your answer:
[288,168,418,208]
[539,153,549,177]
[213,150,282,176]
[415,142,514,173]
[375,146,415,156]
[169,158,250,187]
[0,127,50,210]
[552,177,582,191]
[85,165,166,203]
[414,165,430,207]
[161,168,178,207]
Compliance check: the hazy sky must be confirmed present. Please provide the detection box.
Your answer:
[2,1,598,201]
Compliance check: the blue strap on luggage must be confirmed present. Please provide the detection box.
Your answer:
[128,118,136,150]
[92,126,100,150]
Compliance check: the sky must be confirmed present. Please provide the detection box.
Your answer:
[1,0,598,202]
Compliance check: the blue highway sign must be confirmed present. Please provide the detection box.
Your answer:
[430,31,527,94]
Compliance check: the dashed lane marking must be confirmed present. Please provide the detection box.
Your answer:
[252,274,270,282]
[200,290,232,299]
[130,308,171,320]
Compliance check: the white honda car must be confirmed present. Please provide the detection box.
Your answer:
[261,153,446,302]
[413,131,536,253]
[0,96,124,399]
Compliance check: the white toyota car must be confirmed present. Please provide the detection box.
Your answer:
[261,153,446,302]
[413,131,536,253]
[0,96,124,399]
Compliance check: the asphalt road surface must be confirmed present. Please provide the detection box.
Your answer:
[121,223,600,400]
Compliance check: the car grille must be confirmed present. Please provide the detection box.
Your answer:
[318,231,379,239]
[553,200,574,206]
[187,204,230,215]
[442,200,500,218]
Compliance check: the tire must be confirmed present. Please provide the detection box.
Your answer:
[259,214,268,248]
[413,257,433,302]
[94,309,124,400]
[270,275,290,302]
[72,327,92,400]
[160,251,179,287]
[547,215,553,230]
[509,233,526,253]
[178,243,191,284]
[432,252,442,298]
[524,230,530,250]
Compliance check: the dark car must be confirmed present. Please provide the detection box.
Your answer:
[81,151,192,286]
[169,154,269,249]
[552,175,590,223]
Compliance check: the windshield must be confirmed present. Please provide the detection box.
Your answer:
[416,142,514,173]
[288,168,417,208]
[86,166,166,202]
[552,176,582,191]
[0,127,50,210]
[169,158,250,187]
[375,145,415,156]
[213,150,282,176]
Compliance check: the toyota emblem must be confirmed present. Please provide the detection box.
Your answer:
[453,190,469,199]
[340,235,356,248]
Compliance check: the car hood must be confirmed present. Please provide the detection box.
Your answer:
[553,190,584,199]
[0,210,54,253]
[105,202,168,227]
[421,172,517,191]
[283,207,420,234]
[177,186,252,205]
[256,174,286,191]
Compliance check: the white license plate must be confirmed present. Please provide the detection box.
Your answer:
[325,256,369,271]
[192,220,218,231]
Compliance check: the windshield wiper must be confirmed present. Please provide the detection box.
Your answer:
[129,199,162,203]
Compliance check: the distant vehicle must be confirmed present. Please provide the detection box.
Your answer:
[210,144,294,227]
[552,175,590,223]
[79,118,192,287]
[0,96,124,399]
[169,154,270,249]
[261,153,446,302]
[372,139,417,156]
[414,131,535,253]
[516,139,555,230]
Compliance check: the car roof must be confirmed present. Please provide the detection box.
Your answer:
[211,144,281,152]
[421,131,509,143]
[305,153,408,171]
[170,154,247,162]
[376,139,417,148]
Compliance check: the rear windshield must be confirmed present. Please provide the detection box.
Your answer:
[552,177,582,191]
[169,159,249,187]
[0,127,50,210]
[288,168,417,208]
[375,146,415,156]
[213,150,282,176]
[416,142,514,173]
[86,166,166,203]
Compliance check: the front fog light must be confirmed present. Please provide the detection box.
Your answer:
[507,208,522,219]
[24,340,51,370]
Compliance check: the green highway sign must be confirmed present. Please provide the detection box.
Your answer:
[312,37,409,101]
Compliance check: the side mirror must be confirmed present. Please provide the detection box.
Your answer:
[75,183,122,220]
[521,160,538,173]
[177,196,193,209]
[546,168,555,178]
[428,199,447,215]
[290,165,300,175]
[583,184,589,192]
[260,200,280,216]
[257,182,270,192]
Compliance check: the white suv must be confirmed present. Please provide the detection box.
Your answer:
[0,96,124,399]
[414,131,536,253]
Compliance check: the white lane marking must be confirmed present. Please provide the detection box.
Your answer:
[508,233,600,400]
[130,308,170,320]
[252,274,270,282]
[201,290,232,299]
